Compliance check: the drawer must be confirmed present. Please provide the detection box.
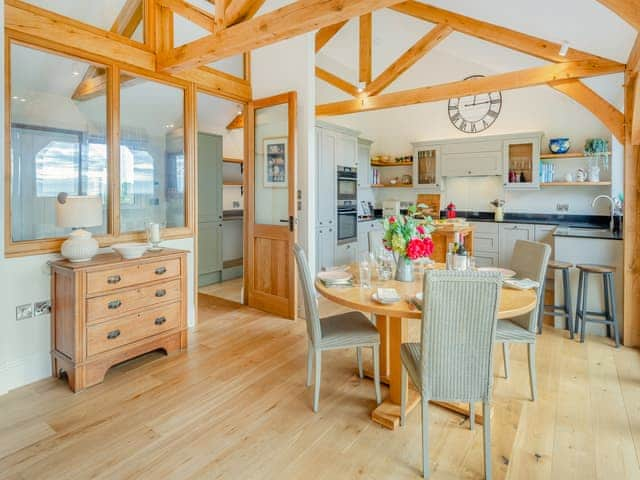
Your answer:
[474,234,499,253]
[469,221,499,235]
[87,258,181,295]
[86,303,181,357]
[86,279,181,323]
[474,252,499,268]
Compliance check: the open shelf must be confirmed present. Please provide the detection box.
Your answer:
[370,183,414,188]
[223,157,244,164]
[540,152,611,160]
[370,161,413,167]
[540,181,611,187]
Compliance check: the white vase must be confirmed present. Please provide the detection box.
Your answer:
[61,229,99,262]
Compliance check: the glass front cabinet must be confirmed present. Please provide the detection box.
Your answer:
[412,143,443,191]
[502,135,541,190]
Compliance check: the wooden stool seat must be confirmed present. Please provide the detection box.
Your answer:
[576,264,616,274]
[548,260,573,270]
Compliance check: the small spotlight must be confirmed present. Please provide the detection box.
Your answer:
[165,124,174,129]
[559,40,570,57]
[357,82,366,93]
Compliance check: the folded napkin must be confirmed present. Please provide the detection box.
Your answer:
[377,288,400,302]
[504,278,540,290]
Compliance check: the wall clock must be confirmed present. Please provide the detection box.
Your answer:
[448,75,502,134]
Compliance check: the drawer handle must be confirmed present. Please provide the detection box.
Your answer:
[108,300,122,310]
[107,329,121,340]
[155,267,167,275]
[154,316,167,326]
[155,289,167,298]
[107,275,122,284]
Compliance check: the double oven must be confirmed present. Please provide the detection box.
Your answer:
[336,166,358,244]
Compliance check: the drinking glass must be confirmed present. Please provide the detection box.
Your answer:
[468,256,477,271]
[359,262,372,289]
[376,249,394,281]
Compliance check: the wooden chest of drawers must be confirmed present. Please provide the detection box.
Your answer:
[51,249,188,392]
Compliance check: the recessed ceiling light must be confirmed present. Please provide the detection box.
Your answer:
[559,40,570,57]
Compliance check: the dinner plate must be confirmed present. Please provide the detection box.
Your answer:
[477,267,516,278]
[372,292,400,305]
[317,271,352,282]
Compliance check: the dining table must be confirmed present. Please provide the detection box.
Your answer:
[315,263,538,430]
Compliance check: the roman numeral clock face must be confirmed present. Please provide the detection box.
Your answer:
[448,75,502,134]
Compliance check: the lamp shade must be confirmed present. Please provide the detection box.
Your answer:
[56,195,103,228]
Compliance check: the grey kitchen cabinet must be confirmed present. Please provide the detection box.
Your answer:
[412,142,443,191]
[316,127,337,228]
[358,138,373,188]
[336,132,357,169]
[335,242,357,266]
[316,226,336,272]
[441,139,503,177]
[197,132,224,287]
[469,221,499,268]
[475,252,500,268]
[498,223,535,268]
[503,135,542,190]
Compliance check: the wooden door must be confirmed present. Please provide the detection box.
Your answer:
[245,92,297,319]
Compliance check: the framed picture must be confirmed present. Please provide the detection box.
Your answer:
[263,137,288,188]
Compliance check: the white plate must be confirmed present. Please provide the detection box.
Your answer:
[317,271,352,282]
[372,292,400,305]
[477,267,516,278]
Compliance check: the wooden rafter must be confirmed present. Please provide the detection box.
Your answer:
[316,59,624,116]
[225,0,267,27]
[156,3,175,52]
[215,0,227,31]
[72,0,143,100]
[156,0,215,32]
[359,13,372,84]
[628,34,640,73]
[157,0,404,73]
[548,79,624,144]
[226,113,244,129]
[597,0,640,31]
[632,73,640,145]
[390,1,623,67]
[316,67,360,97]
[364,23,452,96]
[315,21,347,53]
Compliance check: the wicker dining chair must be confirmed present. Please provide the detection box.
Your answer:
[400,270,502,480]
[498,240,551,401]
[293,244,381,413]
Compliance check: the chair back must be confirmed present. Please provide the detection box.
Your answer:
[509,240,551,332]
[293,244,322,346]
[420,270,502,403]
[368,229,384,253]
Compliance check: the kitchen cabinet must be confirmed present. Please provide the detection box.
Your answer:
[441,139,503,177]
[412,143,443,191]
[503,135,542,190]
[357,220,384,254]
[357,138,373,188]
[469,221,499,268]
[336,132,357,169]
[534,224,556,255]
[316,127,337,228]
[316,226,336,272]
[498,223,534,267]
[198,222,223,286]
[335,242,357,266]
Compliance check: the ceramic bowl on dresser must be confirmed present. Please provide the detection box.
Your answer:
[112,242,148,259]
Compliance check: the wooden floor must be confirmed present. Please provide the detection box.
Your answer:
[199,277,243,304]
[1,296,639,479]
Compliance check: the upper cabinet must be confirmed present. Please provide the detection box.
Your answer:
[336,132,358,169]
[357,138,373,189]
[441,139,503,177]
[412,143,443,191]
[503,134,542,190]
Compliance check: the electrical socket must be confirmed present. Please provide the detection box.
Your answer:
[556,203,569,212]
[16,303,33,321]
[34,300,51,317]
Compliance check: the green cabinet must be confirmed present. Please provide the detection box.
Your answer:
[198,132,223,287]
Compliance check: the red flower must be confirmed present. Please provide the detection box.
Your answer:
[422,237,434,257]
[406,238,427,260]
[416,225,426,235]
[388,216,396,224]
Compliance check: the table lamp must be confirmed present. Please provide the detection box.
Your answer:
[56,193,103,262]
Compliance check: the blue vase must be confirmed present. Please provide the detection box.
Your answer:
[549,138,571,154]
[395,255,414,282]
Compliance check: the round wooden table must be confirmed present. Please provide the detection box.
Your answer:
[315,264,538,430]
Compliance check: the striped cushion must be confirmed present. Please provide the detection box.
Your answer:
[320,312,379,349]
[495,319,536,343]
[400,342,422,392]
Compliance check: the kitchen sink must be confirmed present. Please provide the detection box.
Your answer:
[567,227,613,237]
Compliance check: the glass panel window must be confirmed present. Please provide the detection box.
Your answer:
[9,44,108,242]
[119,73,185,232]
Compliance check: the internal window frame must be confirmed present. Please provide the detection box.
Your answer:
[4,35,195,257]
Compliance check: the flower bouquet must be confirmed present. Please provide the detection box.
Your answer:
[382,205,435,282]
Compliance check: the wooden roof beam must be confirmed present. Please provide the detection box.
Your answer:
[390,1,623,67]
[316,67,360,97]
[226,113,244,129]
[596,0,640,31]
[156,0,215,32]
[157,0,404,73]
[317,58,624,116]
[365,23,452,96]
[628,34,640,73]
[549,79,624,144]
[315,21,348,53]
[359,13,372,84]
[225,0,267,27]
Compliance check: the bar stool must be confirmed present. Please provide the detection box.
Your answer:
[540,260,574,338]
[575,264,620,348]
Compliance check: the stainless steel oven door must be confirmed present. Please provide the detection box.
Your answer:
[337,178,357,201]
[337,209,357,244]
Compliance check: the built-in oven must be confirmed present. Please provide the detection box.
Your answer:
[337,200,358,244]
[337,166,357,201]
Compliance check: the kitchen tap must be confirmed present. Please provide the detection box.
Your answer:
[592,194,615,232]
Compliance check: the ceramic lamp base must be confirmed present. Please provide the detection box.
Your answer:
[61,229,99,262]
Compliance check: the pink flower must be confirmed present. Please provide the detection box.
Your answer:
[388,216,396,224]
[416,225,426,235]
[423,237,434,257]
[406,238,427,260]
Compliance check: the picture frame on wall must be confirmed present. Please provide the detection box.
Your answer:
[263,137,288,188]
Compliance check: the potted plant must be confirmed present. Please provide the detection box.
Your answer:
[382,205,435,282]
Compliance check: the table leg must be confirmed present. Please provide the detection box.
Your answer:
[376,315,390,379]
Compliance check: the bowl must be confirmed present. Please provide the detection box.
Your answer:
[112,242,148,259]
[549,138,571,154]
